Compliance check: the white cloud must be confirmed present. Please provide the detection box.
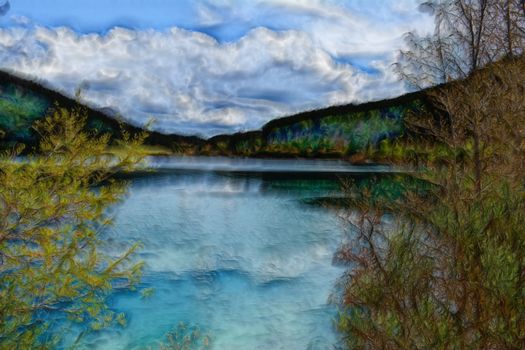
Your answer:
[0,2,432,137]
[197,0,434,54]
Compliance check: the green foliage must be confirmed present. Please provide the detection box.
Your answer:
[0,77,152,154]
[0,84,49,139]
[0,105,147,348]
[263,104,412,157]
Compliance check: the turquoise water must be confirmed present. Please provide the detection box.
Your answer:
[82,159,357,349]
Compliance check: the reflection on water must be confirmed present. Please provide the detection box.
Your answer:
[85,163,349,349]
[147,156,395,174]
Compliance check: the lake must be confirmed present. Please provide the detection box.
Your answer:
[79,157,389,349]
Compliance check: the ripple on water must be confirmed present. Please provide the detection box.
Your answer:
[87,168,346,349]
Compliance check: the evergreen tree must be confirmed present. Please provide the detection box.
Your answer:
[0,105,147,348]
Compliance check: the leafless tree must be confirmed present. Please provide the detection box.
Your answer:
[398,0,525,88]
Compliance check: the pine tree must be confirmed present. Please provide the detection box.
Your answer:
[0,105,147,348]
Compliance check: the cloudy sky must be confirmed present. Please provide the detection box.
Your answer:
[0,0,432,137]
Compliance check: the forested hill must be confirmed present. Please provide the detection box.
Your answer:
[205,89,426,158]
[0,69,427,158]
[0,70,204,153]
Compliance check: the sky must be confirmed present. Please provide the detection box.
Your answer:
[0,0,433,137]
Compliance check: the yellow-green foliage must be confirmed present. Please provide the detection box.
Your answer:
[0,105,147,348]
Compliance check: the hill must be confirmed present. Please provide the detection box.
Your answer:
[0,70,204,153]
[0,70,427,158]
[204,90,426,158]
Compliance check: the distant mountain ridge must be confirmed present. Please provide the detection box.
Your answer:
[0,69,426,158]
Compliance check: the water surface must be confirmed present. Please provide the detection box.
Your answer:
[148,156,394,174]
[85,158,358,349]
